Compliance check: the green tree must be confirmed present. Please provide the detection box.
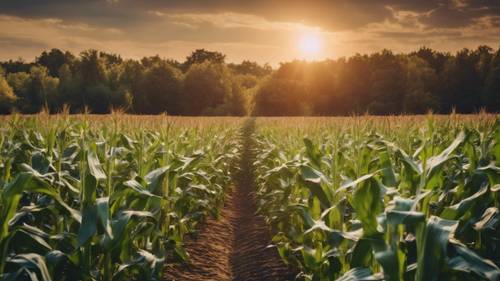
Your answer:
[0,69,16,114]
[0,58,33,74]
[120,60,145,113]
[403,56,439,113]
[6,66,59,113]
[482,47,500,111]
[440,48,482,113]
[334,55,372,114]
[184,49,225,69]
[58,63,82,111]
[253,77,308,116]
[182,62,241,115]
[36,48,75,77]
[30,66,60,112]
[229,60,272,77]
[7,71,32,112]
[368,50,406,114]
[138,62,183,114]
[79,49,106,85]
[72,49,130,113]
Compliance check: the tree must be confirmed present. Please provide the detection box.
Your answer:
[5,66,59,113]
[99,51,123,66]
[36,49,75,77]
[58,63,82,112]
[1,46,499,115]
[253,77,308,116]
[368,50,406,114]
[182,62,236,115]
[138,62,182,114]
[229,60,272,77]
[30,66,60,112]
[0,58,33,74]
[184,49,225,69]
[73,49,130,113]
[120,60,145,113]
[412,47,449,73]
[79,49,107,85]
[403,56,439,113]
[7,71,32,112]
[482,48,500,111]
[0,68,16,114]
[440,48,482,113]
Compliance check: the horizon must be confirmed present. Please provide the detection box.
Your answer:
[1,0,500,65]
[3,44,499,68]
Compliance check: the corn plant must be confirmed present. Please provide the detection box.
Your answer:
[0,115,241,280]
[253,116,500,281]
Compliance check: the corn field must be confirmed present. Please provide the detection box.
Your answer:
[0,114,499,281]
[0,114,241,280]
[253,115,500,281]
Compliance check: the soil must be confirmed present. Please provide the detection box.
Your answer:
[164,120,296,281]
[163,184,297,281]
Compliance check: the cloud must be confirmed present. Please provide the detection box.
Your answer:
[153,11,314,32]
[0,1,499,64]
[0,14,125,60]
[0,13,297,65]
[332,6,500,55]
[0,36,49,49]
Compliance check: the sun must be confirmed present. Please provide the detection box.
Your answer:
[297,32,322,59]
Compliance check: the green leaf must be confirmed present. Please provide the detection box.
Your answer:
[415,216,458,281]
[124,179,162,198]
[350,239,373,268]
[299,165,331,208]
[304,138,322,168]
[440,185,488,220]
[425,132,465,187]
[77,203,97,247]
[6,253,52,281]
[337,173,377,195]
[386,210,425,226]
[351,175,383,235]
[96,197,113,239]
[473,207,499,231]
[449,241,500,281]
[1,172,81,241]
[87,150,106,181]
[336,267,383,281]
[144,166,169,194]
[379,150,397,187]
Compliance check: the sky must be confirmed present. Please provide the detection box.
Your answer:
[0,0,499,65]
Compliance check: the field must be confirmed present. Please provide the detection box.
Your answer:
[0,114,499,281]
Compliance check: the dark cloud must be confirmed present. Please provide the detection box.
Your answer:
[420,1,500,28]
[0,36,48,49]
[0,0,498,31]
[375,30,463,40]
[0,0,499,63]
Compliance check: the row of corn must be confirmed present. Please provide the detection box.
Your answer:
[253,116,500,281]
[0,115,242,280]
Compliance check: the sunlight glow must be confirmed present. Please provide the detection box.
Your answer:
[297,32,322,60]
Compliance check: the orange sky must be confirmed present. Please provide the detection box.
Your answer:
[0,0,499,65]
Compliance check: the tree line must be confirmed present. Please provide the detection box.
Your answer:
[0,46,499,115]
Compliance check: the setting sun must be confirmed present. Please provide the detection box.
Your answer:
[297,32,322,59]
[0,1,498,281]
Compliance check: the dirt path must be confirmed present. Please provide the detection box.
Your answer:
[163,186,296,281]
[164,120,296,281]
